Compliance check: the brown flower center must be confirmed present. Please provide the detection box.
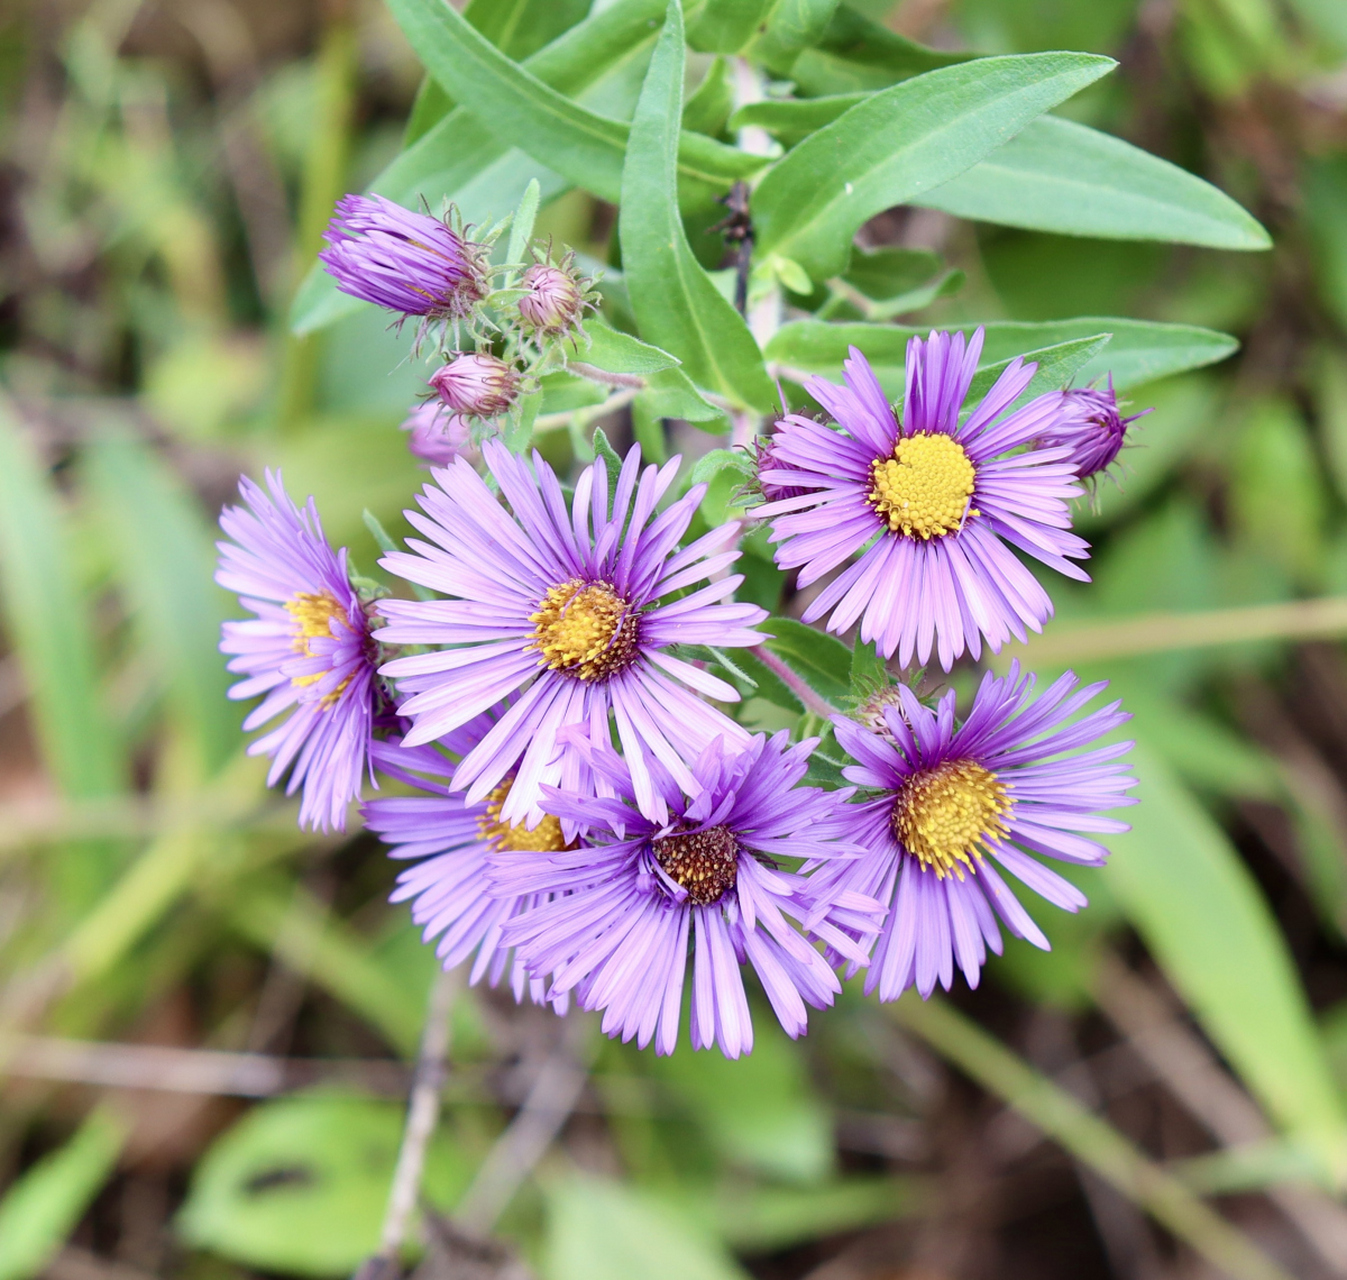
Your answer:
[527,579,640,682]
[652,825,739,906]
[892,759,1009,879]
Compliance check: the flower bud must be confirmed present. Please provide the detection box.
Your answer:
[399,401,479,467]
[1036,377,1151,482]
[753,428,810,505]
[429,353,521,418]
[320,194,488,320]
[517,263,586,337]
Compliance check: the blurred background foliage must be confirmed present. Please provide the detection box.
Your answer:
[4,1,1347,1278]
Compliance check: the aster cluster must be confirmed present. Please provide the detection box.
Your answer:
[215,191,1144,1059]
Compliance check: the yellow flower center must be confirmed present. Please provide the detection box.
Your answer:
[869,432,978,539]
[892,759,1010,879]
[286,591,348,699]
[652,825,739,906]
[478,780,574,853]
[527,579,639,682]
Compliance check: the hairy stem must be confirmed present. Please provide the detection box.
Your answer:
[754,645,837,719]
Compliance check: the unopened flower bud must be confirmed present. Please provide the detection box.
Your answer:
[1037,377,1151,482]
[429,353,521,418]
[517,263,586,338]
[399,401,478,467]
[320,194,488,320]
[753,428,810,505]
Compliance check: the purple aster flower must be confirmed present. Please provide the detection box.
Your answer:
[492,733,882,1058]
[319,193,487,323]
[429,353,521,419]
[363,712,574,1011]
[1036,375,1152,484]
[759,331,1090,670]
[399,400,478,468]
[216,471,379,832]
[817,663,1135,1001]
[376,441,768,828]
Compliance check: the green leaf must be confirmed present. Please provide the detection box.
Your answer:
[689,448,754,488]
[849,636,887,697]
[0,1111,127,1280]
[752,52,1116,282]
[544,1176,751,1280]
[83,435,238,779]
[730,92,866,147]
[768,317,1239,395]
[584,322,682,375]
[1104,745,1347,1182]
[638,370,726,426]
[764,617,850,704]
[964,334,1112,406]
[384,0,765,209]
[682,56,735,138]
[0,400,122,800]
[843,245,944,300]
[746,0,841,76]
[506,176,541,266]
[688,0,775,54]
[179,1091,471,1277]
[914,115,1271,251]
[651,1019,833,1182]
[788,3,973,95]
[620,3,775,413]
[734,649,804,712]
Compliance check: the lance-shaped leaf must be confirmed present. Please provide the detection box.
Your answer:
[751,52,1116,283]
[688,0,776,54]
[767,317,1238,395]
[384,0,764,207]
[620,3,775,413]
[746,0,841,75]
[915,115,1271,251]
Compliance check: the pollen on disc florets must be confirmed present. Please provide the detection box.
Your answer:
[652,825,739,906]
[892,758,1010,879]
[285,591,349,696]
[479,780,575,852]
[527,579,640,682]
[869,432,978,539]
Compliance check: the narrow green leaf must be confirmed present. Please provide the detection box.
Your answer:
[83,435,238,779]
[0,400,122,799]
[688,0,775,53]
[506,177,542,267]
[620,3,774,413]
[734,649,803,712]
[915,115,1271,251]
[730,92,865,146]
[689,448,754,487]
[682,56,735,137]
[764,617,850,704]
[384,0,765,208]
[1104,745,1347,1182]
[788,3,972,94]
[964,334,1113,406]
[849,637,887,697]
[0,1110,127,1280]
[746,0,841,76]
[752,52,1116,282]
[584,322,682,375]
[767,317,1239,395]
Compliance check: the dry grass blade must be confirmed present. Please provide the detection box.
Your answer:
[892,995,1298,1280]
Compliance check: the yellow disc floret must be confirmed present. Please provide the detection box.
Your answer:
[285,591,347,695]
[869,432,977,539]
[527,578,639,681]
[892,759,1010,879]
[478,780,575,852]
